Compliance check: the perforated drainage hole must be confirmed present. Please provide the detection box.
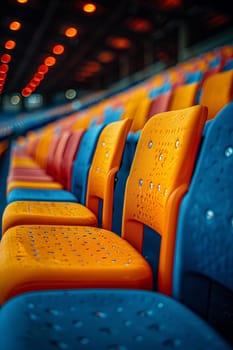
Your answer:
[137,310,153,317]
[46,323,62,331]
[99,327,112,334]
[162,338,181,347]
[148,323,160,331]
[46,308,61,316]
[77,336,90,345]
[49,340,69,349]
[72,320,83,328]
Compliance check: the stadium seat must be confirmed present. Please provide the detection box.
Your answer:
[0,105,207,303]
[172,102,233,345]
[147,91,172,119]
[199,70,233,119]
[168,82,199,110]
[0,289,230,350]
[2,118,132,234]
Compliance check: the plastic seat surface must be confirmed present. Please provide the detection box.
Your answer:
[200,70,233,120]
[2,119,132,234]
[0,106,207,302]
[71,124,106,204]
[7,188,78,204]
[168,83,199,110]
[173,102,233,345]
[0,289,230,350]
[59,129,86,189]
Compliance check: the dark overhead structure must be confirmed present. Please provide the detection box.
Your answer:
[0,0,233,107]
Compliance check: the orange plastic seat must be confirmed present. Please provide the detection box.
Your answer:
[129,96,152,132]
[200,70,233,120]
[0,105,207,304]
[2,118,132,234]
[168,83,199,110]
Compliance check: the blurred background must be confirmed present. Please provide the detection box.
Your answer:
[0,0,233,113]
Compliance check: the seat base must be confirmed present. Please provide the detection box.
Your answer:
[0,225,152,303]
[0,289,230,350]
[7,188,78,204]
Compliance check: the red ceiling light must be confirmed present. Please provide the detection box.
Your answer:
[97,51,115,63]
[21,87,32,97]
[65,27,78,38]
[4,40,16,50]
[1,53,12,64]
[34,72,44,81]
[159,0,181,9]
[83,3,96,13]
[208,14,229,28]
[38,64,49,74]
[85,61,101,73]
[29,80,38,88]
[127,18,153,33]
[0,72,7,80]
[9,21,21,31]
[17,0,29,3]
[0,64,9,73]
[52,44,65,55]
[44,56,56,67]
[107,37,132,50]
[76,71,92,78]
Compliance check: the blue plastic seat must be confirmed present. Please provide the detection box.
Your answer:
[173,102,233,345]
[112,132,140,234]
[184,70,203,84]
[223,58,233,72]
[0,289,230,350]
[70,123,106,204]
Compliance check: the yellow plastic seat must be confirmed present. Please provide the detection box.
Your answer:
[168,83,199,110]
[2,118,132,234]
[0,105,207,304]
[200,70,233,120]
[129,95,152,132]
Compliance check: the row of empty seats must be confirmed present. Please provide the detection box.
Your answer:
[0,44,233,349]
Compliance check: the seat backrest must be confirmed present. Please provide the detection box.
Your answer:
[168,83,199,111]
[71,124,105,204]
[129,96,152,132]
[34,126,55,168]
[51,130,72,181]
[86,118,132,230]
[173,102,233,345]
[147,91,172,119]
[223,58,233,72]
[45,134,61,175]
[59,129,86,190]
[122,105,207,295]
[112,132,140,235]
[200,70,233,120]
[184,70,203,84]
